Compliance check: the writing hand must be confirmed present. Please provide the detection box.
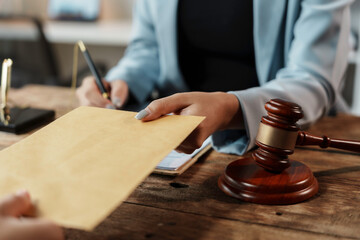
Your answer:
[76,77,129,109]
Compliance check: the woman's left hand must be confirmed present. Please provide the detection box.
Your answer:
[137,92,243,153]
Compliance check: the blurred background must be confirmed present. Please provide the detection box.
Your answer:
[0,0,359,115]
[0,0,133,87]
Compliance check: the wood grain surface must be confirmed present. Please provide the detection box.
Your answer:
[2,85,360,240]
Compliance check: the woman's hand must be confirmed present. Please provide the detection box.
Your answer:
[76,77,129,109]
[137,92,243,153]
[0,190,64,240]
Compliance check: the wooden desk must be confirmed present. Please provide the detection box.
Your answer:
[3,85,360,240]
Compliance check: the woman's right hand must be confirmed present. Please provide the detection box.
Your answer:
[76,76,129,109]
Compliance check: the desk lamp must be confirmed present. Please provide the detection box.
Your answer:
[218,99,360,204]
[0,59,55,134]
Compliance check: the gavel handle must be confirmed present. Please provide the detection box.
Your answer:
[296,131,360,153]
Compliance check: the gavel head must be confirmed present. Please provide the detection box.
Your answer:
[253,99,304,172]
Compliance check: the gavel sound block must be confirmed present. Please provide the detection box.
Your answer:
[218,99,360,205]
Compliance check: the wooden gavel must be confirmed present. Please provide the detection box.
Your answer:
[218,98,360,204]
[253,99,360,172]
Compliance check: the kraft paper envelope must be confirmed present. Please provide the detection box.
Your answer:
[0,106,204,231]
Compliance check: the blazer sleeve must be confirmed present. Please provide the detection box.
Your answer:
[105,0,160,103]
[212,0,353,155]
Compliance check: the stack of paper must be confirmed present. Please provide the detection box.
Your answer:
[157,138,211,171]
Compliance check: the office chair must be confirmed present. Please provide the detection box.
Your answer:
[0,15,59,87]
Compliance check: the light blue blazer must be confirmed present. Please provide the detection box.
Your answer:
[106,0,353,155]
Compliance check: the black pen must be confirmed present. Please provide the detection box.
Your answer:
[77,40,110,100]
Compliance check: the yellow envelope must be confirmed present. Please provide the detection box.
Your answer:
[0,106,204,230]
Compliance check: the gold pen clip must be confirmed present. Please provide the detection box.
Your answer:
[1,59,12,125]
[72,41,85,92]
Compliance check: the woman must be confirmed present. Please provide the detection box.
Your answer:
[77,0,353,154]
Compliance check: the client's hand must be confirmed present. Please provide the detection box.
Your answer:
[136,92,242,153]
[0,190,64,240]
[76,76,129,109]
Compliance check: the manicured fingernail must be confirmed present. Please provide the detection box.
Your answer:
[113,98,122,109]
[135,109,149,120]
[31,199,38,207]
[106,104,115,109]
[16,190,30,199]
